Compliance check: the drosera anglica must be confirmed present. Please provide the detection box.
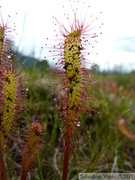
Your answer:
[0,8,24,149]
[0,60,25,148]
[0,9,24,179]
[45,2,102,180]
[20,122,44,180]
[0,6,17,64]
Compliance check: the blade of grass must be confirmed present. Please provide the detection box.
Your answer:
[37,150,43,180]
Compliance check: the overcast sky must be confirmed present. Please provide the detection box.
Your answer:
[1,0,135,71]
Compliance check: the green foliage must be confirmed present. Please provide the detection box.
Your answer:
[12,64,134,179]
[1,49,135,178]
[1,7,135,179]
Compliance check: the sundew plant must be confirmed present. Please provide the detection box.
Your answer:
[0,8,44,180]
[46,2,102,180]
[0,1,103,180]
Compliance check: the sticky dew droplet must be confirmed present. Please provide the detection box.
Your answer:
[21,90,25,95]
[77,121,81,127]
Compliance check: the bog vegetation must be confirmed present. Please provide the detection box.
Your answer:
[1,51,135,179]
[0,3,135,180]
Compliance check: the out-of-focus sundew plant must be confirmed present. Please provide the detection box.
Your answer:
[1,0,135,180]
[0,7,44,180]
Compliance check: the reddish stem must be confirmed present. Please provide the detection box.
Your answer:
[21,172,27,180]
[62,130,71,180]
[0,142,8,180]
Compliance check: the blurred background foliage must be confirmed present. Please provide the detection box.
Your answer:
[7,45,135,179]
